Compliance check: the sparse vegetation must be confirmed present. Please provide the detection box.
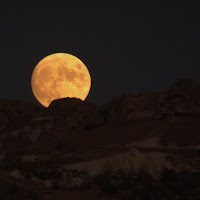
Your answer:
[2,159,200,199]
[93,171,118,195]
[8,184,19,195]
[160,168,178,183]
[2,80,200,200]
[51,180,60,190]
[71,169,88,178]
[0,161,63,181]
[92,168,200,199]
[26,192,40,200]
[33,168,62,181]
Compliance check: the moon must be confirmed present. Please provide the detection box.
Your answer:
[31,53,91,107]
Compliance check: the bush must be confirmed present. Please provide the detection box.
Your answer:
[160,168,178,183]
[124,184,177,200]
[72,169,88,178]
[93,173,111,186]
[101,182,118,195]
[93,172,118,195]
[26,192,40,200]
[51,180,60,190]
[79,174,91,191]
[79,182,91,191]
[8,184,19,195]
[136,169,154,185]
[33,168,62,181]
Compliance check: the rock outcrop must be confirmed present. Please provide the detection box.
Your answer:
[100,91,161,120]
[0,99,42,132]
[157,78,200,115]
[44,97,103,130]
[1,79,200,200]
[1,78,200,151]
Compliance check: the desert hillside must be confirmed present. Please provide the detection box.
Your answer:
[1,78,200,199]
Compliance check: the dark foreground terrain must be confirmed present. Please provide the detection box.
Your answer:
[0,167,200,200]
[1,78,200,199]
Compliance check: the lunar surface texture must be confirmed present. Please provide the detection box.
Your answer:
[31,53,91,107]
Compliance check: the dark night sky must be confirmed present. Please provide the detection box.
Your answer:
[0,1,200,106]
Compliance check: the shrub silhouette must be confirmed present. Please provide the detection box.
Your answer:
[93,172,118,195]
[93,172,111,186]
[160,168,178,183]
[101,183,118,195]
[26,192,40,200]
[114,169,134,190]
[72,169,88,178]
[136,169,154,185]
[33,168,62,181]
[8,184,19,195]
[51,180,60,190]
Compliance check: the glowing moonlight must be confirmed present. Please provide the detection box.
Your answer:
[31,53,91,107]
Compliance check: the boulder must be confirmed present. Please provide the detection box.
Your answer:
[45,98,103,130]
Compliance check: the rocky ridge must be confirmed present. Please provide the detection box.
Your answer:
[1,78,200,151]
[1,78,200,199]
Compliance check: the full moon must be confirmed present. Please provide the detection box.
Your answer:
[31,53,91,107]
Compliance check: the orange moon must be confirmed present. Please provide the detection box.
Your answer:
[31,53,91,107]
